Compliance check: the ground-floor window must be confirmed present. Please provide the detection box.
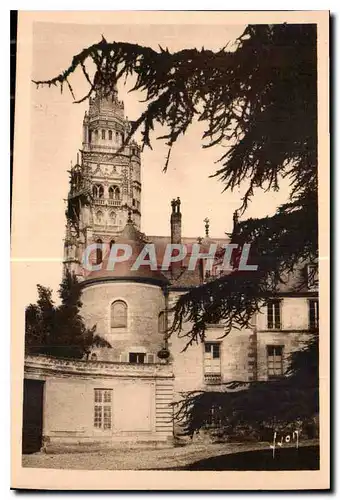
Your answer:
[267,345,284,379]
[94,389,112,430]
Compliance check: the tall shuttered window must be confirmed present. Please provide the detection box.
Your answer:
[267,300,281,329]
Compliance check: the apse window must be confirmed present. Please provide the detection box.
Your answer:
[158,311,166,334]
[267,299,281,329]
[110,300,127,328]
[267,345,283,379]
[129,352,145,364]
[94,389,112,430]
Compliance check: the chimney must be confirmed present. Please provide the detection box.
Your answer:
[170,198,182,279]
[170,197,182,244]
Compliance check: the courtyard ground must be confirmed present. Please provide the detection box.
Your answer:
[22,439,319,470]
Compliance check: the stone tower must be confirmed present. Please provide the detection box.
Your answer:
[63,87,142,278]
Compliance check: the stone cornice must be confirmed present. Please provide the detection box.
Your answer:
[24,355,173,380]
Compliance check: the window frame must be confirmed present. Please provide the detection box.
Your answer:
[94,388,112,431]
[307,263,319,291]
[267,299,282,330]
[203,342,221,375]
[93,183,104,199]
[309,299,319,330]
[158,311,166,334]
[108,185,120,201]
[129,352,146,364]
[110,300,128,329]
[267,345,284,380]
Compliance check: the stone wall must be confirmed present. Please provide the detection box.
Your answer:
[168,292,316,393]
[24,355,174,451]
[81,281,166,360]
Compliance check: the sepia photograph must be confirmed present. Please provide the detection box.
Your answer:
[11,10,330,490]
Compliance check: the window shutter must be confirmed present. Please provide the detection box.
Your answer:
[267,302,274,329]
[119,353,129,363]
[146,353,155,364]
[274,301,281,329]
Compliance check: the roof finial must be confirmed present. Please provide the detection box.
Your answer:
[77,152,79,165]
[204,217,210,237]
[171,198,176,214]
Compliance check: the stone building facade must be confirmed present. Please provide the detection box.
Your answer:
[23,89,318,453]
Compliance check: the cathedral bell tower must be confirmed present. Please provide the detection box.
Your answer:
[63,87,142,279]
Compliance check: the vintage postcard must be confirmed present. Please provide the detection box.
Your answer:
[11,10,330,490]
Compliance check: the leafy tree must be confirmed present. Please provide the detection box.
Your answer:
[25,270,111,359]
[25,285,55,355]
[34,23,318,429]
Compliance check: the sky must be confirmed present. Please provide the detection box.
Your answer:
[16,17,291,304]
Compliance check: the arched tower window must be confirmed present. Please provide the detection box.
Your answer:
[108,130,112,140]
[96,238,103,265]
[109,186,120,200]
[111,300,127,328]
[109,239,115,249]
[93,184,104,199]
[102,130,106,140]
[158,311,166,334]
[94,130,98,141]
[88,130,92,143]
